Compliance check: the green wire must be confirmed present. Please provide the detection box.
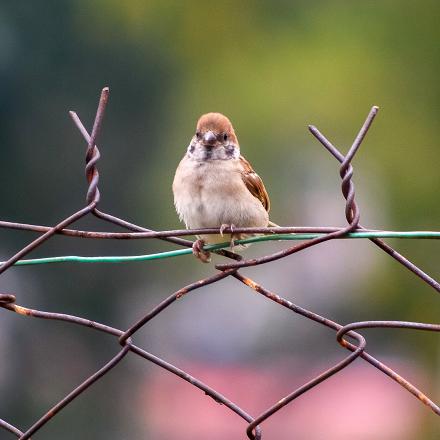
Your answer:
[5,231,440,267]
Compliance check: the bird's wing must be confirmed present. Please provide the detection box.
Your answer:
[239,155,270,212]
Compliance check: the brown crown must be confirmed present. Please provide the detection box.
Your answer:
[196,113,238,143]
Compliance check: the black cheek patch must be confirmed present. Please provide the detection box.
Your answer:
[226,145,236,157]
[189,144,195,153]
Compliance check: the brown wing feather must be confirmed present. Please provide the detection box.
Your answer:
[239,155,270,212]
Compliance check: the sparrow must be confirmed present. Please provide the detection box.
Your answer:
[173,112,273,262]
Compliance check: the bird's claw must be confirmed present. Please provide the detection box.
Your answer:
[219,223,228,236]
[192,239,211,263]
[220,224,236,249]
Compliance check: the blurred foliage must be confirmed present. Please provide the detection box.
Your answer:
[0,1,438,438]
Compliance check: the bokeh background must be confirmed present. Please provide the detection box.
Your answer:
[0,1,439,439]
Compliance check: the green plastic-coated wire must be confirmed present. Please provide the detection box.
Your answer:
[4,231,439,267]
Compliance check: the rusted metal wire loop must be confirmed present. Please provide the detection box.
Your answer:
[337,320,440,340]
[233,274,440,432]
[308,124,440,292]
[234,273,367,439]
[0,294,262,440]
[0,88,438,439]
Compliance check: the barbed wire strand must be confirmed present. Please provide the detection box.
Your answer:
[0,88,438,439]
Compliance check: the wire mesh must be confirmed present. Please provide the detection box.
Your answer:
[0,87,439,439]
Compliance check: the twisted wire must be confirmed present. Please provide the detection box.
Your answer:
[0,89,438,439]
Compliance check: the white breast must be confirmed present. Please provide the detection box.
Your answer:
[173,156,268,233]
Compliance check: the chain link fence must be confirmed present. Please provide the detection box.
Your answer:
[0,88,439,439]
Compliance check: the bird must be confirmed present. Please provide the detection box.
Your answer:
[173,112,274,262]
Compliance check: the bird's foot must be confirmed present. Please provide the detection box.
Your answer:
[192,239,211,263]
[220,223,237,248]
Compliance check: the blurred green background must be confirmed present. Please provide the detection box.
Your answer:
[0,1,439,438]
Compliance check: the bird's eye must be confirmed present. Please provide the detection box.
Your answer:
[223,133,228,141]
[196,131,201,139]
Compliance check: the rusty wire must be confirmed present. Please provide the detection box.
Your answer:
[0,87,439,439]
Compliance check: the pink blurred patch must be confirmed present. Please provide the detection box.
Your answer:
[137,359,425,439]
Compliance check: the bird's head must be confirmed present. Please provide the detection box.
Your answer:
[187,112,240,160]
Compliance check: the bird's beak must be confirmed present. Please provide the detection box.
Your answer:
[202,131,216,146]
